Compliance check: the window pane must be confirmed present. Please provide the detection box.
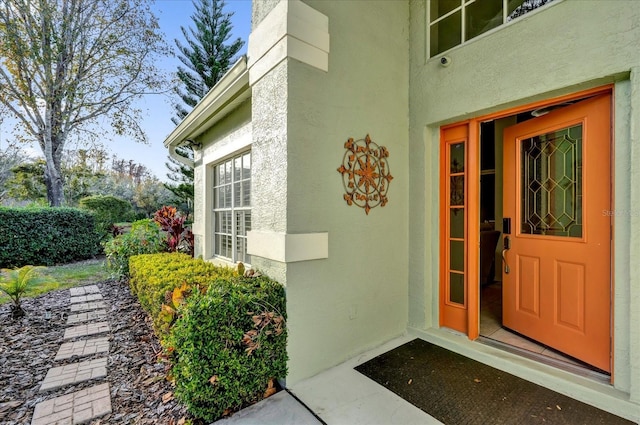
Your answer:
[508,0,525,15]
[430,0,460,21]
[508,0,555,21]
[450,208,464,239]
[236,236,246,264]
[214,212,221,232]
[225,161,232,183]
[236,211,245,236]
[217,164,224,185]
[242,180,251,207]
[234,182,241,207]
[450,143,464,173]
[430,10,461,57]
[450,240,465,271]
[243,153,251,179]
[245,211,251,232]
[225,211,232,233]
[224,235,232,258]
[235,157,242,181]
[218,186,226,208]
[466,0,502,40]
[449,272,465,304]
[450,176,464,206]
[225,184,232,207]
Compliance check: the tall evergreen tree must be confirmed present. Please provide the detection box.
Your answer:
[166,0,244,213]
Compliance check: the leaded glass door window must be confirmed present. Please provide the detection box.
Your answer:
[520,124,583,237]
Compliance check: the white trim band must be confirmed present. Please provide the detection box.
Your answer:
[247,231,329,263]
[248,0,329,85]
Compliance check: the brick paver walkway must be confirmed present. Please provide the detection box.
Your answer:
[66,310,107,325]
[69,301,107,312]
[39,358,108,392]
[63,322,110,340]
[31,383,111,425]
[55,337,109,361]
[69,294,103,304]
[32,285,113,423]
[69,285,100,296]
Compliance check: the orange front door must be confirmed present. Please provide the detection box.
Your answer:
[502,94,612,372]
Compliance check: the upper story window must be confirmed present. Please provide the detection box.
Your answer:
[213,151,251,264]
[428,0,556,57]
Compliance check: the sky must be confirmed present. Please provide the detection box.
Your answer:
[112,0,253,181]
[0,0,253,182]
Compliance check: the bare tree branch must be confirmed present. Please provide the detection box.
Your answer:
[0,0,170,206]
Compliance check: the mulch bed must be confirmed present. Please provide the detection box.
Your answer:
[355,339,634,425]
[0,279,195,424]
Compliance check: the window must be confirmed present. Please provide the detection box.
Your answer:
[213,151,251,264]
[428,0,556,57]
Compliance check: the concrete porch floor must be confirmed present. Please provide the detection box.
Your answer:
[214,335,441,425]
[214,332,640,424]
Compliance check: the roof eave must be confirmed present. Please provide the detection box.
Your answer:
[163,56,251,150]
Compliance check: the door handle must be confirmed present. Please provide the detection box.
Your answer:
[502,236,510,274]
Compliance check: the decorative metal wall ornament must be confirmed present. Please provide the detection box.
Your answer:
[337,134,393,215]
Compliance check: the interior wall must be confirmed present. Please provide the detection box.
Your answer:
[492,116,514,280]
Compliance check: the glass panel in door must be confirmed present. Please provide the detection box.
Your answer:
[520,124,583,237]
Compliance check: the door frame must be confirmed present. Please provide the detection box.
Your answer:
[439,84,614,345]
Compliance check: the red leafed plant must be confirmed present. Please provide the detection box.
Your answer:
[153,206,190,254]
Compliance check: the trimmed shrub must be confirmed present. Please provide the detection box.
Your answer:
[103,219,165,279]
[167,275,287,422]
[0,207,101,268]
[79,195,134,239]
[128,253,287,421]
[128,252,235,337]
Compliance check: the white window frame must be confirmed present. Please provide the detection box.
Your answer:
[427,0,557,58]
[212,150,251,264]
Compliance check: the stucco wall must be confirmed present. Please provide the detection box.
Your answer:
[408,0,640,400]
[249,61,289,284]
[285,0,409,384]
[247,0,410,384]
[192,98,252,260]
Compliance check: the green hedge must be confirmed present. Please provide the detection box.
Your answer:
[0,207,101,268]
[128,253,287,422]
[79,195,133,239]
[128,252,235,335]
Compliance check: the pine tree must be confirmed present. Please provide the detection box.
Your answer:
[166,0,244,213]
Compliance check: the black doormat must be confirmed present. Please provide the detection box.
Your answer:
[354,339,634,425]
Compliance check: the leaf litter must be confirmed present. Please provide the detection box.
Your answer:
[0,279,193,424]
